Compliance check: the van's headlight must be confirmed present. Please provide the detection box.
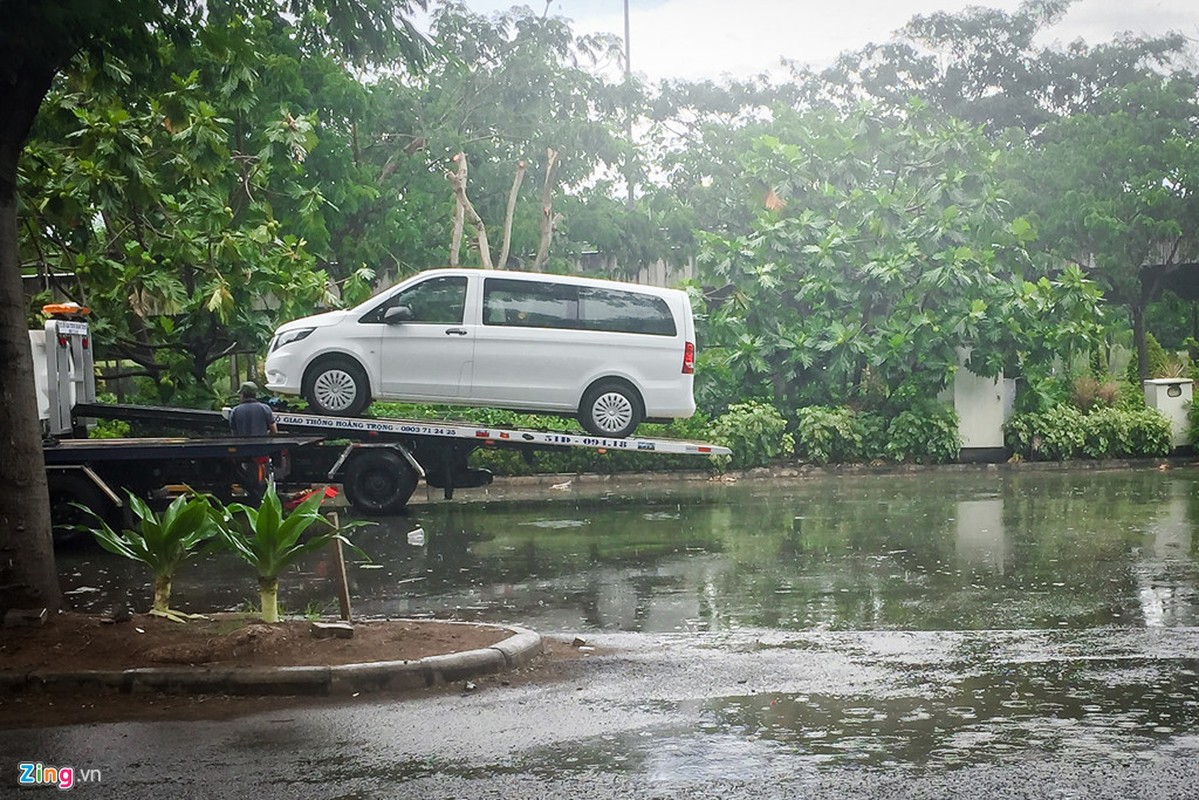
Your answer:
[271,328,315,352]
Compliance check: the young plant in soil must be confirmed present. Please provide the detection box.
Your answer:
[219,482,369,623]
[80,492,221,622]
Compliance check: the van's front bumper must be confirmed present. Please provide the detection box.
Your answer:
[263,349,303,396]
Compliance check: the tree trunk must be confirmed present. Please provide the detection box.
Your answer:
[1132,302,1150,382]
[533,148,560,272]
[448,154,466,266]
[0,63,62,613]
[446,153,493,269]
[498,159,527,269]
[259,575,280,623]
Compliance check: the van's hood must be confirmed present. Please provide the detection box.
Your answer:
[275,309,352,333]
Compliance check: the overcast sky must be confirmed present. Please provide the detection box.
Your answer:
[440,0,1198,82]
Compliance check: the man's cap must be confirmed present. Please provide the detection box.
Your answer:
[239,381,259,396]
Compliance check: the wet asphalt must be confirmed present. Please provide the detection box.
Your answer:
[4,626,1199,799]
[10,468,1199,797]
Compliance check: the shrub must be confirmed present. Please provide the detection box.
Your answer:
[1005,405,1084,461]
[794,406,862,465]
[884,404,960,464]
[792,406,888,465]
[711,401,793,470]
[1007,405,1171,461]
[693,348,772,419]
[1114,379,1148,411]
[89,418,131,439]
[1015,374,1072,415]
[1080,407,1132,458]
[1189,399,1199,447]
[1127,408,1172,457]
[1125,332,1169,383]
[1070,375,1119,412]
[1003,412,1036,459]
[857,412,889,461]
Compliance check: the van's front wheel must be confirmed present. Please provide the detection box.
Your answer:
[579,381,643,439]
[303,357,370,417]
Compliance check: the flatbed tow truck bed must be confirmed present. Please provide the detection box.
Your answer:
[71,401,729,512]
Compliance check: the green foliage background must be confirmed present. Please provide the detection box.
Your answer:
[16,0,1199,468]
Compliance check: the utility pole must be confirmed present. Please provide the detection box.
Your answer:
[624,0,635,209]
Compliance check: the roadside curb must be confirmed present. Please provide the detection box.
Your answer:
[0,623,542,697]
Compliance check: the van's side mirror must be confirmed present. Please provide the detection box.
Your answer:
[383,305,413,324]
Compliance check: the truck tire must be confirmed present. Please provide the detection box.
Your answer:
[342,449,418,516]
[579,380,643,438]
[47,471,120,547]
[303,357,370,417]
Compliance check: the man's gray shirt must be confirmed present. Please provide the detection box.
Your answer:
[229,400,275,437]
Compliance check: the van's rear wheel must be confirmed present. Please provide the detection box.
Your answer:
[303,357,370,417]
[579,381,643,439]
[342,450,417,516]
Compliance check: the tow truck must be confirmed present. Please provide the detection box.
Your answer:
[33,309,731,536]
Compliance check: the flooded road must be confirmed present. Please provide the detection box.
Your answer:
[21,466,1199,798]
[59,466,1199,632]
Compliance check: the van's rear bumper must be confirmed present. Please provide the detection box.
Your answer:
[641,382,696,419]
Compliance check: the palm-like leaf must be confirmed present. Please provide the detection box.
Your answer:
[222,482,371,581]
[220,481,372,622]
[78,492,221,617]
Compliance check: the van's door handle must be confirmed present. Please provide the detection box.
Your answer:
[445,328,468,336]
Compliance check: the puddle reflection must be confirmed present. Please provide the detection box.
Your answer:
[57,468,1199,633]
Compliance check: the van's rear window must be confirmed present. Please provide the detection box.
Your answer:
[483,278,676,336]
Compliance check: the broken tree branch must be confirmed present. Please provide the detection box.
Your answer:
[448,153,467,266]
[533,148,560,272]
[498,159,527,269]
[446,152,493,269]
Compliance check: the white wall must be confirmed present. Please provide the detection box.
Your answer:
[952,359,1006,450]
[1143,379,1193,448]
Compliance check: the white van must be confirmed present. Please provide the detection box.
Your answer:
[263,268,697,437]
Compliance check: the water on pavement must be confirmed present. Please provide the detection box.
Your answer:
[47,467,1199,788]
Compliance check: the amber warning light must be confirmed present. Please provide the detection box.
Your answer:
[42,302,90,318]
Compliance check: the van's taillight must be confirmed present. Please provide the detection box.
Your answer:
[682,341,695,374]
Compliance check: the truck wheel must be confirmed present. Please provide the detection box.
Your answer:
[579,380,643,438]
[342,450,417,516]
[47,472,119,547]
[303,357,370,417]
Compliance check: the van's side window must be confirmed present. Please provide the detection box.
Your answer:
[578,287,676,336]
[360,276,467,324]
[483,278,580,328]
[483,278,675,336]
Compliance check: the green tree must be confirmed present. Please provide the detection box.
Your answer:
[817,0,1192,136]
[0,0,426,613]
[22,56,333,401]
[1008,77,1199,379]
[697,104,1104,411]
[363,1,627,272]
